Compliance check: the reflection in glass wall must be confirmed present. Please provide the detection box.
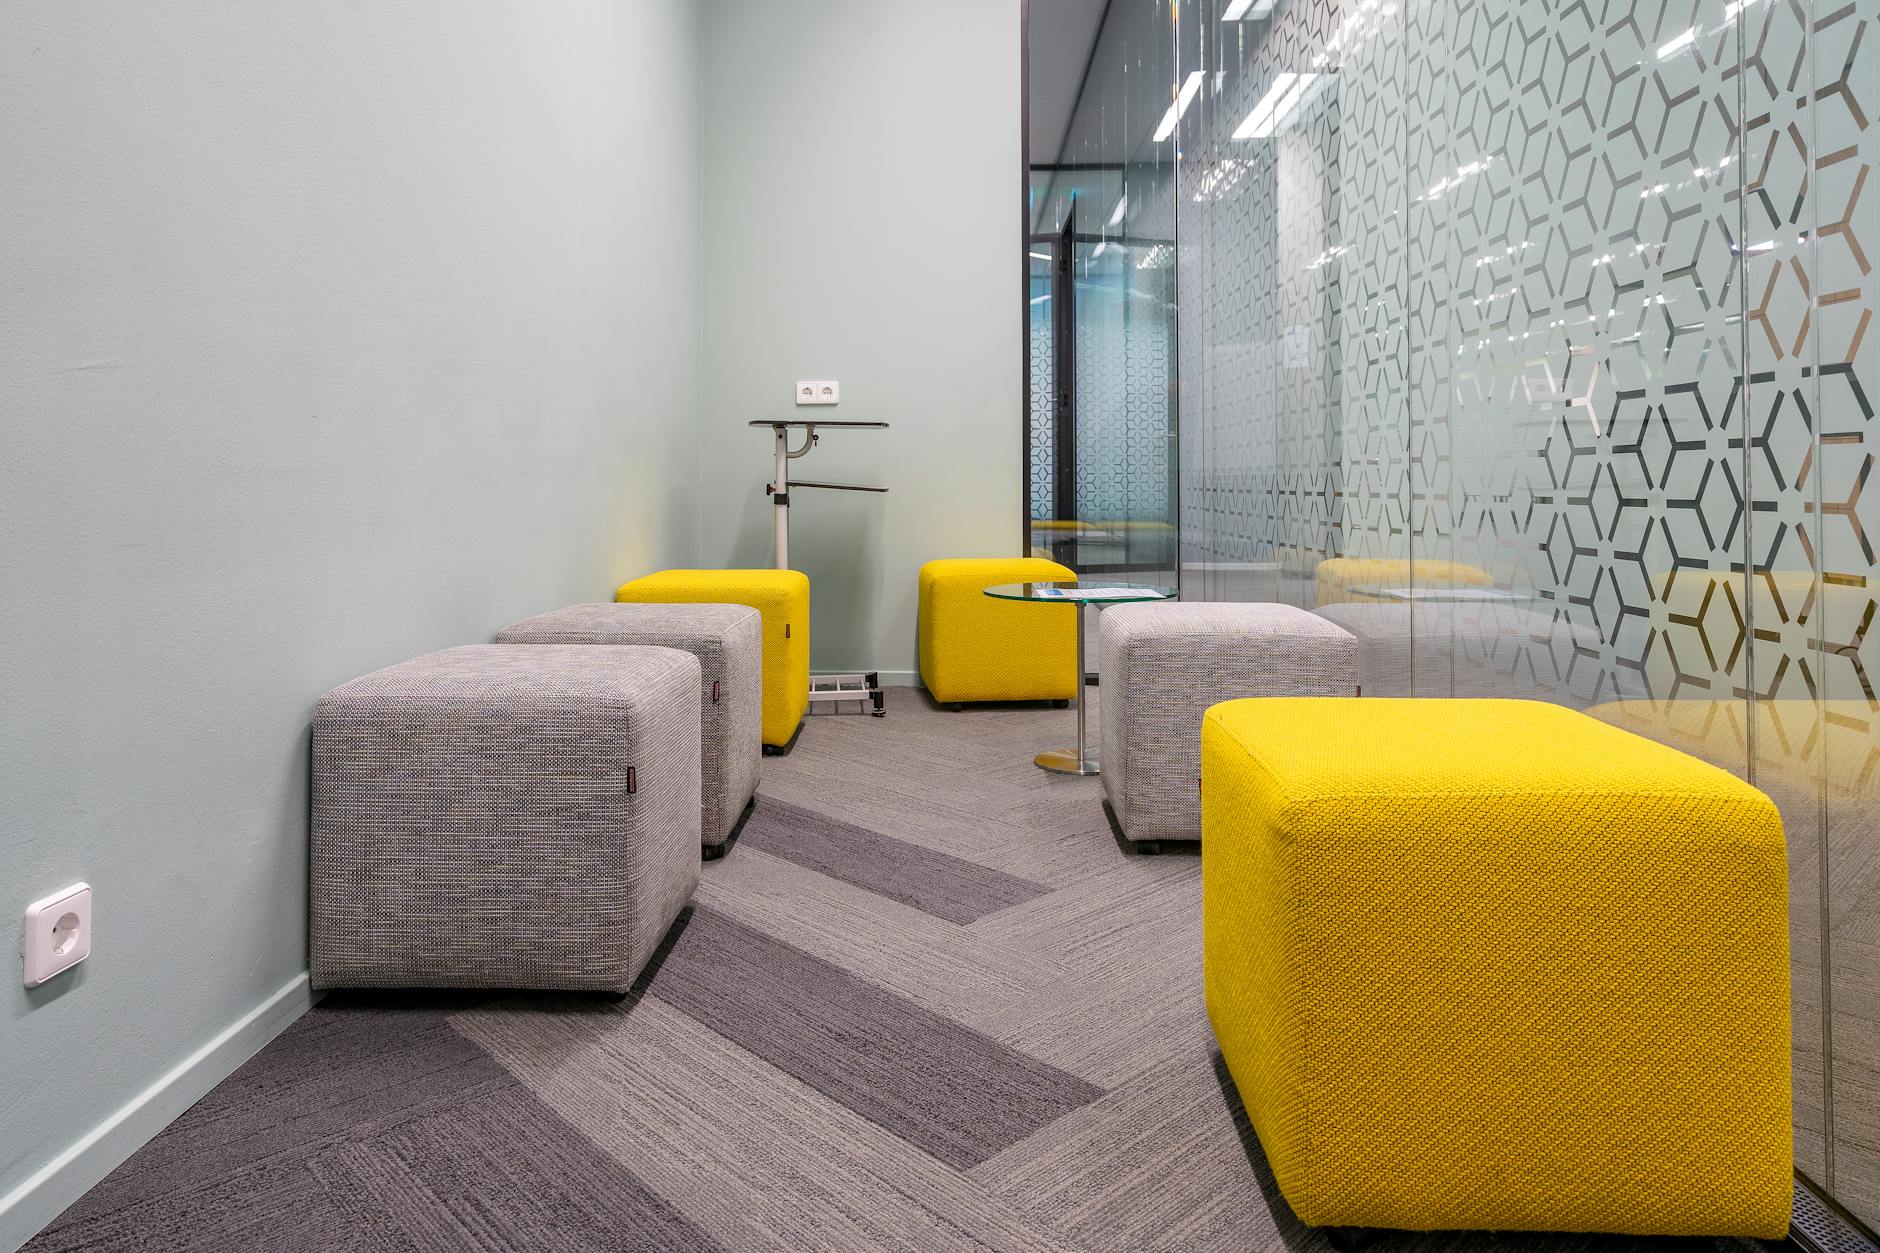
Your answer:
[1027,0,1180,583]
[1037,0,1880,1227]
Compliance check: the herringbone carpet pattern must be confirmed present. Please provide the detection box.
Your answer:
[26,691,1779,1252]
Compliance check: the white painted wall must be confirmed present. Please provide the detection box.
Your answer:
[698,0,1026,681]
[0,3,703,1245]
[1,3,1027,1242]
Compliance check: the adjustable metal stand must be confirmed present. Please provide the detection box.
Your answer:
[751,419,890,718]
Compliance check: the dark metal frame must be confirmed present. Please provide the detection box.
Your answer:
[1048,219,1078,528]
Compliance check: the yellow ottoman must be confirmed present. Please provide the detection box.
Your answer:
[617,569,809,752]
[918,557,1077,706]
[1314,556,1494,606]
[1202,697,1792,1237]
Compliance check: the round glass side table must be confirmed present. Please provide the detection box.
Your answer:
[982,580,1174,776]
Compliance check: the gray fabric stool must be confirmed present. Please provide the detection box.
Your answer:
[1314,601,1603,705]
[311,644,701,993]
[496,603,761,856]
[1098,602,1358,847]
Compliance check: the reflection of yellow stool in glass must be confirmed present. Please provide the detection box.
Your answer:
[1204,696,1792,1236]
[617,569,809,753]
[918,557,1077,706]
[1587,697,1878,788]
[1647,568,1872,677]
[1313,556,1494,606]
[1028,519,1104,564]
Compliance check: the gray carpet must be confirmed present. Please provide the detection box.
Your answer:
[25,689,1781,1252]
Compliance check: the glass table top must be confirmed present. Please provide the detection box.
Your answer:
[982,580,1174,604]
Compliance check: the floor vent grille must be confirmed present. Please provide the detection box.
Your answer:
[1791,1179,1880,1253]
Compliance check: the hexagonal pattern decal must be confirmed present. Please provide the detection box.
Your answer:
[1166,0,1879,1220]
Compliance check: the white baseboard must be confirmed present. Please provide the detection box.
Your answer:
[0,972,318,1253]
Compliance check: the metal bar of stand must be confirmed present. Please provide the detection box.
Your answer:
[757,419,892,719]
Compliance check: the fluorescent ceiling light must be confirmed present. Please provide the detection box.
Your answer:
[1029,251,1052,261]
[1233,72,1328,139]
[1108,194,1129,227]
[1152,72,1205,143]
[1657,27,1695,58]
[1222,0,1278,17]
[1030,294,1052,305]
[1091,241,1109,259]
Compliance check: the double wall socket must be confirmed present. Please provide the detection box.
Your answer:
[24,883,91,987]
[795,380,840,406]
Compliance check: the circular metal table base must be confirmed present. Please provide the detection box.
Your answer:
[1035,748,1100,776]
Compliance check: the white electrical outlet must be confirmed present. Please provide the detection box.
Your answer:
[24,883,91,988]
[794,380,840,406]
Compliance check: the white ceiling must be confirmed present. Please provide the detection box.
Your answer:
[1027,0,1110,165]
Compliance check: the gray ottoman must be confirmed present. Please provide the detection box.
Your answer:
[311,645,701,993]
[495,603,762,856]
[1098,602,1358,847]
[1314,601,1603,705]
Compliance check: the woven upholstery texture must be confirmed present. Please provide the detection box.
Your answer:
[1313,556,1495,606]
[918,557,1077,704]
[616,569,808,749]
[1202,697,1793,1236]
[496,603,760,850]
[312,645,701,993]
[1098,602,1356,842]
[1314,601,1603,704]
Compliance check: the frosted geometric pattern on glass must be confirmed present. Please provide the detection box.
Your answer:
[1029,263,1056,521]
[1073,251,1176,524]
[1155,0,1880,1220]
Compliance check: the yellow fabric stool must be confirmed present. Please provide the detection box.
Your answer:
[617,569,809,751]
[1202,696,1792,1237]
[1314,556,1494,606]
[918,557,1077,705]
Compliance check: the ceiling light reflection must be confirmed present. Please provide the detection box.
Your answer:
[1153,72,1205,143]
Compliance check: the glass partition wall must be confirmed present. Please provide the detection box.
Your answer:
[1032,0,1880,1229]
[1027,1,1181,584]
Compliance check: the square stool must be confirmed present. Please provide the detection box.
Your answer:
[617,569,809,753]
[1098,602,1356,846]
[1202,696,1792,1236]
[311,645,701,993]
[918,556,1077,705]
[496,603,761,856]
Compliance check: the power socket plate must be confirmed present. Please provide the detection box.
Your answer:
[794,380,840,406]
[25,883,91,987]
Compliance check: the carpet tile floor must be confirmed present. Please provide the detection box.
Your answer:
[24,689,1781,1252]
